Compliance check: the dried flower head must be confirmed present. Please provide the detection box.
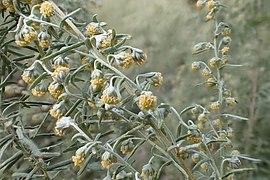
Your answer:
[101,151,117,169]
[138,91,157,111]
[141,163,155,180]
[48,81,64,99]
[40,1,54,17]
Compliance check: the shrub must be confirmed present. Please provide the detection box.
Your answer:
[0,0,259,179]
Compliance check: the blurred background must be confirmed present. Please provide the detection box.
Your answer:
[56,0,270,179]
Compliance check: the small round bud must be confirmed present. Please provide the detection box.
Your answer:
[101,85,120,105]
[201,68,211,77]
[197,122,205,130]
[191,153,200,163]
[225,97,237,107]
[207,77,216,87]
[72,153,85,167]
[2,0,15,13]
[21,25,37,43]
[213,119,222,129]
[141,163,155,180]
[132,48,147,65]
[209,57,218,68]
[120,139,134,154]
[32,82,47,97]
[210,101,220,111]
[21,68,39,84]
[206,14,214,21]
[200,162,209,171]
[86,22,102,36]
[221,46,230,55]
[90,69,106,91]
[221,55,229,65]
[222,36,232,45]
[192,62,201,71]
[187,130,202,143]
[138,91,157,111]
[198,113,208,123]
[49,101,67,119]
[207,0,215,10]
[114,52,134,68]
[222,89,232,98]
[38,30,52,48]
[51,66,70,84]
[221,27,231,36]
[81,57,95,70]
[53,56,69,69]
[227,127,234,139]
[48,81,64,99]
[40,1,54,18]
[191,106,200,115]
[196,0,204,10]
[101,151,117,169]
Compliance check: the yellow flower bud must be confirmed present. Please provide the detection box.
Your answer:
[138,91,157,111]
[40,1,54,18]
